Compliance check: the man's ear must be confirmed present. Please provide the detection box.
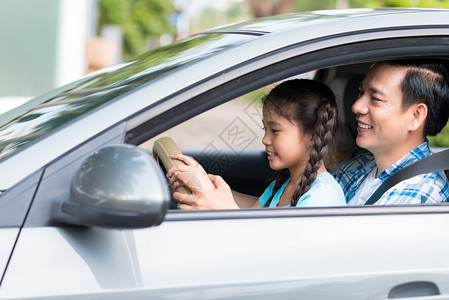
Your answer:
[408,103,428,132]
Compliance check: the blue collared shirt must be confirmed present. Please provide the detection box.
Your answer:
[333,140,449,205]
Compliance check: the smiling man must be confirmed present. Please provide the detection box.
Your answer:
[334,59,449,205]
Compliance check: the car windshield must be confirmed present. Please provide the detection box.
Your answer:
[0,33,257,161]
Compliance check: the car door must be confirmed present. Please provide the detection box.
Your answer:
[134,208,449,299]
[3,27,449,300]
[5,207,449,299]
[0,170,42,288]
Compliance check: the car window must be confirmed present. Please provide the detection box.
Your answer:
[140,70,349,210]
[142,71,318,153]
[134,39,449,211]
[142,92,264,153]
[0,33,257,162]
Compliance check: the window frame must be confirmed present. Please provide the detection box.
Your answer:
[126,34,449,220]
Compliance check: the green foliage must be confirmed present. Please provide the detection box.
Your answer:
[350,0,449,8]
[294,0,336,11]
[199,8,218,30]
[98,0,176,58]
[429,123,449,147]
[228,1,251,21]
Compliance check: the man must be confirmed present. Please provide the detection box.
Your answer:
[334,59,449,205]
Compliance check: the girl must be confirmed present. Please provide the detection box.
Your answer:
[167,79,346,209]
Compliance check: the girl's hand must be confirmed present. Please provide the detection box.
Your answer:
[174,174,239,210]
[166,154,215,191]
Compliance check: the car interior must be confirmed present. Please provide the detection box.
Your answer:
[139,62,368,207]
[140,60,449,209]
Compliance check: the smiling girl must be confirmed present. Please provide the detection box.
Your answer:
[258,79,345,207]
[167,79,346,209]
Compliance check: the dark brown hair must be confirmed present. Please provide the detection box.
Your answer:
[262,79,339,207]
[380,59,449,136]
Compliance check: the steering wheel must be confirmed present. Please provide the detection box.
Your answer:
[152,137,191,208]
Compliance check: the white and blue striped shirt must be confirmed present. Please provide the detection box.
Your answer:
[333,140,449,205]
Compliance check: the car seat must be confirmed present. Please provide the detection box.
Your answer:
[328,74,366,172]
[331,74,364,138]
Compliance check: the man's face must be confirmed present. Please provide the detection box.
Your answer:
[352,63,416,158]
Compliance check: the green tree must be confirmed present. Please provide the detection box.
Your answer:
[429,126,449,147]
[245,0,340,17]
[350,0,449,8]
[98,0,176,58]
[294,0,336,11]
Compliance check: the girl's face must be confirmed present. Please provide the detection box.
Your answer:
[262,107,313,172]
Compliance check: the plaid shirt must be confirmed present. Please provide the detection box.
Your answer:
[333,140,449,205]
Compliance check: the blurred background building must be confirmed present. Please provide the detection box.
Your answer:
[1,0,449,113]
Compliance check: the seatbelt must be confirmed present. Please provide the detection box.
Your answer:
[364,149,449,205]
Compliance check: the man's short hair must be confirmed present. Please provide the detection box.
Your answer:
[381,59,449,136]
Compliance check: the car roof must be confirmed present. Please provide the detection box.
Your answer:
[206,7,449,35]
[1,8,449,191]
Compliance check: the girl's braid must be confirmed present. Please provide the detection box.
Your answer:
[291,99,338,206]
[263,169,289,207]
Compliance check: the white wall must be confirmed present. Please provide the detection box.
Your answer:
[55,0,94,87]
[0,0,96,101]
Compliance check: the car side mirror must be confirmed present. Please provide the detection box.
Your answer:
[61,144,170,228]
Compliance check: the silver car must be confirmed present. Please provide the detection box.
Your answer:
[1,8,449,299]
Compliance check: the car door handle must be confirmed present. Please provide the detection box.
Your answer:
[387,281,449,299]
